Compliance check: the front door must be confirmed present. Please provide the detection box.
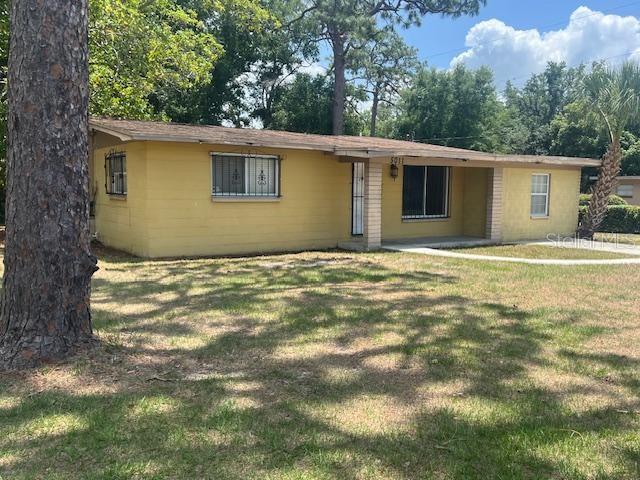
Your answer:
[352,162,365,236]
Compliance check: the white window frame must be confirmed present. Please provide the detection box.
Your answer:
[530,173,550,218]
[211,152,280,197]
[617,184,634,198]
[105,151,127,196]
[401,166,451,220]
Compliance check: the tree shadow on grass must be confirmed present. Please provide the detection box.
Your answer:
[1,251,638,479]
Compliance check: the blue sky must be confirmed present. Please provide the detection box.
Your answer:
[397,0,640,87]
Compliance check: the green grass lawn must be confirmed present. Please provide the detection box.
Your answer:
[452,244,636,260]
[1,247,640,479]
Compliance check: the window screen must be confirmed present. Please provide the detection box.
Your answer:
[105,151,127,195]
[530,174,550,217]
[212,154,279,197]
[402,166,450,218]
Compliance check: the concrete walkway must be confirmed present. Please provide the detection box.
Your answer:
[527,239,640,256]
[384,239,640,266]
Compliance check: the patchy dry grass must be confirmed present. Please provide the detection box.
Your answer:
[1,246,639,479]
[452,244,636,260]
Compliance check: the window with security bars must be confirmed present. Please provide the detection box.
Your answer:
[105,151,127,195]
[530,173,550,217]
[212,154,279,197]
[402,165,450,219]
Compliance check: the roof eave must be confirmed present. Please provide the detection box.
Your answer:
[90,124,134,142]
[334,148,601,167]
[89,126,338,153]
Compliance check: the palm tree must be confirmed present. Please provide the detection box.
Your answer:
[579,62,640,238]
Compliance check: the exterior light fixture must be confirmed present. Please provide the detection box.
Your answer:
[390,163,399,180]
[390,157,402,180]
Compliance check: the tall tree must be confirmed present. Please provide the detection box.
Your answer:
[394,65,502,151]
[89,0,222,120]
[0,0,8,223]
[267,73,364,135]
[504,62,585,155]
[0,0,97,369]
[248,0,320,128]
[351,29,418,136]
[287,0,485,135]
[579,62,640,238]
[166,0,273,125]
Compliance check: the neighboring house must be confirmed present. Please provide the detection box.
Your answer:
[615,177,640,206]
[89,118,600,258]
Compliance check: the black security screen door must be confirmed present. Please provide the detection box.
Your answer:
[402,165,450,219]
[352,162,365,235]
[402,165,425,217]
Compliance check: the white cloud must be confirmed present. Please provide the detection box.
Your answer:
[451,6,640,87]
[297,62,328,76]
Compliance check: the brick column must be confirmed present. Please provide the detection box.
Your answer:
[486,167,503,241]
[364,160,383,250]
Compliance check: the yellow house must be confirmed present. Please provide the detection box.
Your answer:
[89,118,601,258]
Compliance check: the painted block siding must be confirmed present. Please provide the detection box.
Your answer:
[92,137,353,257]
[381,166,488,241]
[501,167,582,241]
[92,141,149,256]
[91,135,583,257]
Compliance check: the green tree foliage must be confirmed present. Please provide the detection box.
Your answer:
[89,0,224,119]
[621,132,640,175]
[245,0,320,128]
[165,0,274,125]
[268,74,364,135]
[284,0,486,134]
[549,101,607,159]
[351,29,418,136]
[578,61,640,237]
[393,65,502,151]
[504,62,585,155]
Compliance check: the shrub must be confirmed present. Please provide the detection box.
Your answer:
[579,205,640,233]
[579,193,628,206]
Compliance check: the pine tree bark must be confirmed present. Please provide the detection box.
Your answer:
[0,0,97,370]
[578,138,622,239]
[370,83,380,137]
[331,36,346,136]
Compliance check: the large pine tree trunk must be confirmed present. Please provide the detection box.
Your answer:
[578,138,622,239]
[0,0,97,370]
[331,37,346,136]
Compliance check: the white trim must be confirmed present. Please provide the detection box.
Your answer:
[530,173,550,218]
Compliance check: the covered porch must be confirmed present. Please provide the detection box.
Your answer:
[382,235,498,250]
[339,156,505,251]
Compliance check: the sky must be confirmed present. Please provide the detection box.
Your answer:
[398,0,640,88]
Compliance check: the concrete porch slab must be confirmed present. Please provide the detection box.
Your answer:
[383,236,497,251]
